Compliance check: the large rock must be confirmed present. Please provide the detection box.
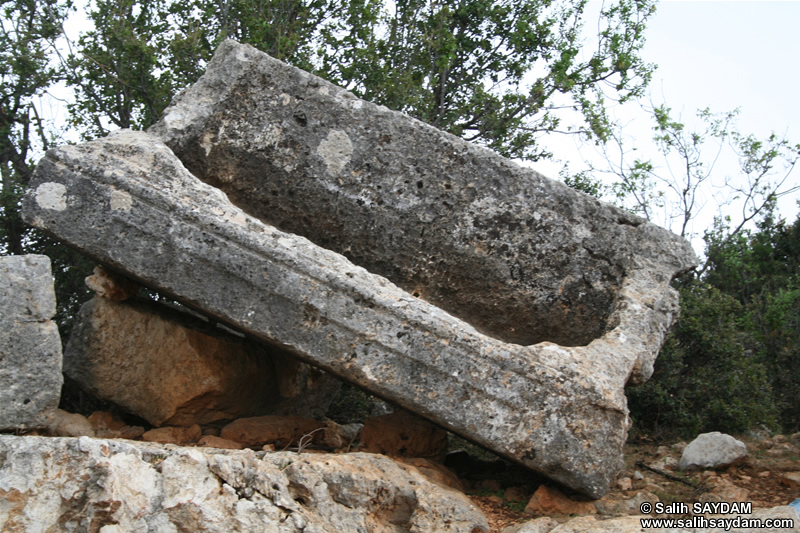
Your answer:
[64,294,338,426]
[21,55,696,498]
[0,255,63,430]
[0,435,488,532]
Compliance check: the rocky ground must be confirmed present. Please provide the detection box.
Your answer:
[464,433,800,532]
[11,407,800,532]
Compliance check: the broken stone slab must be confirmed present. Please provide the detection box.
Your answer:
[0,435,489,532]
[150,40,697,370]
[0,255,63,430]
[23,129,690,498]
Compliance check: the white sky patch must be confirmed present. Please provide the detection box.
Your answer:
[535,0,800,253]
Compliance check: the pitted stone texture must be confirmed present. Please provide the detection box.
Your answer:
[150,40,697,360]
[0,435,488,532]
[22,128,693,497]
[680,432,748,471]
[0,255,63,430]
[64,295,339,427]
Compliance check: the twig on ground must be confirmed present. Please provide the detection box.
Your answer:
[635,461,702,489]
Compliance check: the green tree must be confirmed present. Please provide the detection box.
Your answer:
[319,0,656,161]
[576,104,800,252]
[1,0,69,255]
[64,0,656,161]
[0,0,94,337]
[65,0,175,137]
[65,0,367,137]
[703,210,800,430]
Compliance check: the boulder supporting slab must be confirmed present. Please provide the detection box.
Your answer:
[23,128,692,497]
[0,255,63,430]
[65,294,340,426]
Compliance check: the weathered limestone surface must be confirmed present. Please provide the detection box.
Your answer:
[0,435,488,532]
[23,128,687,497]
[65,294,339,426]
[679,432,748,471]
[65,295,279,427]
[0,255,63,430]
[150,40,697,360]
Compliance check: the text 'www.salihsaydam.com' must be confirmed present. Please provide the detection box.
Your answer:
[638,501,796,531]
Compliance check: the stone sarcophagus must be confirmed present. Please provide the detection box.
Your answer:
[23,41,697,498]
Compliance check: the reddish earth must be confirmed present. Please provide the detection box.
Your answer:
[463,434,800,532]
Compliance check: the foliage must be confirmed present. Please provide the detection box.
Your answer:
[570,104,800,249]
[628,278,779,439]
[629,209,800,437]
[1,0,69,255]
[325,384,375,425]
[0,0,94,337]
[318,0,656,161]
[703,211,800,431]
[65,0,175,136]
[65,0,350,137]
[62,0,656,160]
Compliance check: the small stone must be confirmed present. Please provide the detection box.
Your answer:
[85,266,139,301]
[198,435,243,450]
[361,410,448,459]
[323,419,362,449]
[700,478,748,504]
[220,415,325,448]
[117,425,145,440]
[616,477,632,491]
[47,409,95,438]
[632,470,644,481]
[88,411,128,435]
[501,517,559,533]
[679,432,748,471]
[595,490,658,516]
[397,457,465,492]
[488,495,504,505]
[142,424,202,444]
[647,456,678,471]
[524,485,597,516]
[779,472,800,489]
[671,441,687,453]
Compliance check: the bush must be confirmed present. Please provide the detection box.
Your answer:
[627,280,779,439]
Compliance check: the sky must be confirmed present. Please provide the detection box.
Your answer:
[537,0,800,248]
